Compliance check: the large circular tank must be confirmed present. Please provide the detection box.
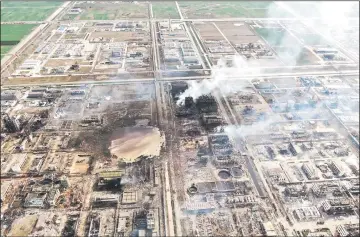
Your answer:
[218,169,231,179]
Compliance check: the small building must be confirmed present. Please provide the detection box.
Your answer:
[68,7,82,14]
[314,48,338,54]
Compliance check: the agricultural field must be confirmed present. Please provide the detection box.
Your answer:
[294,33,330,46]
[255,27,298,47]
[152,2,180,19]
[1,45,13,59]
[1,1,62,21]
[0,1,61,8]
[286,1,359,18]
[178,1,293,19]
[1,24,38,42]
[63,2,149,20]
[1,24,37,59]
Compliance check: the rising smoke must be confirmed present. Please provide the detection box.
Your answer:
[176,55,253,106]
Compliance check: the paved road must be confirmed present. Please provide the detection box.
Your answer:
[2,69,359,88]
[54,17,360,25]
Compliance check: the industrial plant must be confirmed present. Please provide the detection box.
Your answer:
[1,1,359,237]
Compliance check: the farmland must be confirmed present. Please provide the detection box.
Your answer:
[1,1,62,21]
[1,24,38,42]
[152,2,180,19]
[178,1,294,18]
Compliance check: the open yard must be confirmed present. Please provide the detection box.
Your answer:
[152,2,180,19]
[1,1,62,21]
[7,215,38,237]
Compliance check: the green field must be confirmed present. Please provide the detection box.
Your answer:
[70,2,148,20]
[79,10,115,20]
[1,24,37,42]
[296,33,329,46]
[1,1,62,8]
[61,13,77,21]
[1,46,13,59]
[152,2,180,19]
[1,45,13,54]
[1,1,62,21]
[246,5,294,18]
[255,28,295,47]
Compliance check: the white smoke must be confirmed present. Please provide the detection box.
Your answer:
[224,113,283,139]
[176,55,254,106]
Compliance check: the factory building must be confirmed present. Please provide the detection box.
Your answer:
[182,202,216,215]
[284,185,307,197]
[3,114,21,133]
[97,171,123,190]
[328,161,345,177]
[70,90,86,96]
[311,184,327,197]
[261,222,277,236]
[301,163,319,180]
[82,115,102,124]
[29,157,44,172]
[292,206,321,221]
[27,91,45,99]
[288,142,302,156]
[1,181,13,204]
[1,91,21,101]
[314,48,338,54]
[47,189,60,206]
[336,224,359,237]
[322,199,354,215]
[8,153,28,173]
[19,59,41,70]
[23,192,47,208]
